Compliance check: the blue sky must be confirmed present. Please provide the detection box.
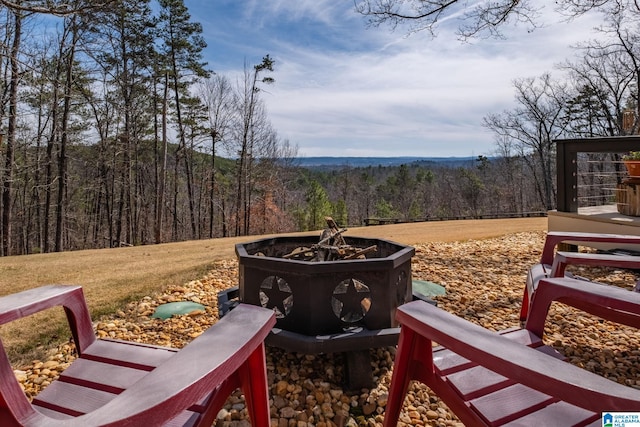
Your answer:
[187,1,602,158]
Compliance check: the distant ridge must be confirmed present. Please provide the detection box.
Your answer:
[294,156,477,168]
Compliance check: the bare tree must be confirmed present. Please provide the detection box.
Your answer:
[54,14,80,252]
[231,55,274,236]
[484,73,571,210]
[354,0,640,38]
[0,0,116,15]
[355,0,540,38]
[558,1,640,202]
[198,75,235,237]
[559,3,640,137]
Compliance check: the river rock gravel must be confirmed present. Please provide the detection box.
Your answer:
[15,231,640,426]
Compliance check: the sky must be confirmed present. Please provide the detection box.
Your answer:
[186,1,604,158]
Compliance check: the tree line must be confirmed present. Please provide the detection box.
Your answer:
[0,0,298,256]
[287,158,536,231]
[0,0,639,256]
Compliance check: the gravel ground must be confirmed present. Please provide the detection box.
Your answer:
[15,231,640,426]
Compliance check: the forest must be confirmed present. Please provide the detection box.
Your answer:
[0,0,639,256]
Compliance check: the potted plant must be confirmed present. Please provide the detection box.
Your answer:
[623,151,640,176]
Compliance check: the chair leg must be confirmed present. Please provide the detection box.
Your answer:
[194,343,271,427]
[519,286,530,322]
[384,327,421,427]
[195,378,239,427]
[240,343,271,427]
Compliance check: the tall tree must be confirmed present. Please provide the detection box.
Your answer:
[1,7,22,256]
[156,0,209,241]
[21,39,58,253]
[99,0,154,246]
[54,14,80,252]
[231,55,274,236]
[198,75,235,238]
[153,70,170,244]
[180,93,208,238]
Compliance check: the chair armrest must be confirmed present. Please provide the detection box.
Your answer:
[0,285,95,352]
[525,277,640,336]
[540,232,640,265]
[0,286,96,424]
[551,251,640,277]
[397,300,640,412]
[23,303,276,426]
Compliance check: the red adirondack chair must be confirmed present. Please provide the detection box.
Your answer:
[384,277,640,426]
[520,231,640,322]
[0,285,275,426]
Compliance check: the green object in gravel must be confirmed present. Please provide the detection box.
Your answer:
[412,280,446,298]
[151,301,205,320]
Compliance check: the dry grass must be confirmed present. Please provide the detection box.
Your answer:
[0,217,547,367]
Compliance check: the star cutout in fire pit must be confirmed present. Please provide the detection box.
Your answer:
[331,278,371,323]
[259,275,293,318]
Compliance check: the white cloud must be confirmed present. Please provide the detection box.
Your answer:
[189,0,605,157]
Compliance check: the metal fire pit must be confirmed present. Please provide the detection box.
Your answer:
[233,235,415,388]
